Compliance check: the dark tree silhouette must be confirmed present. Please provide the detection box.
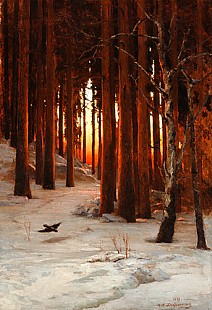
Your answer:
[2,0,10,140]
[43,0,55,190]
[100,0,116,215]
[14,0,32,199]
[66,41,75,188]
[35,0,44,185]
[137,0,151,218]
[58,75,65,157]
[10,0,19,148]
[117,0,135,222]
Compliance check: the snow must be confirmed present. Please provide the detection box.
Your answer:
[0,139,211,310]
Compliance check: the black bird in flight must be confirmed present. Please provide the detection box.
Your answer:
[38,222,62,233]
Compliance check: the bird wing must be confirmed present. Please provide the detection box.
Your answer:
[51,222,61,229]
[43,224,51,228]
[38,227,52,232]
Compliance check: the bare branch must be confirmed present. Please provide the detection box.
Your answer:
[114,44,167,98]
[177,28,191,61]
[177,52,212,69]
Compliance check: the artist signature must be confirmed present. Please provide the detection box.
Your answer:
[157,297,191,309]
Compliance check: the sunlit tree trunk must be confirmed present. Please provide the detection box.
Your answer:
[82,87,87,163]
[58,75,64,157]
[43,0,55,190]
[153,52,163,190]
[14,0,32,198]
[2,0,10,140]
[97,99,102,180]
[137,0,151,218]
[91,89,96,175]
[10,0,19,148]
[66,41,74,187]
[162,83,167,163]
[0,9,2,137]
[77,95,82,160]
[132,92,139,216]
[100,0,116,214]
[36,0,44,185]
[28,0,38,144]
[117,0,135,222]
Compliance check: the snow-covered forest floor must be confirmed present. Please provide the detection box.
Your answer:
[0,139,211,310]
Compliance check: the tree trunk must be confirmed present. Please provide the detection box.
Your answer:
[100,0,116,214]
[2,0,10,140]
[82,87,87,163]
[10,0,19,148]
[43,0,55,190]
[132,91,140,216]
[0,13,3,137]
[153,93,162,189]
[170,0,181,213]
[190,121,208,249]
[58,76,64,157]
[153,51,163,190]
[196,0,204,211]
[137,0,151,218]
[156,1,177,242]
[36,0,44,185]
[66,42,74,187]
[14,0,32,199]
[117,0,135,222]
[28,0,38,144]
[91,89,96,175]
[185,80,208,250]
[156,91,177,243]
[97,98,102,181]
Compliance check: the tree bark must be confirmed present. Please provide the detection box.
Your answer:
[43,0,55,190]
[100,0,116,214]
[156,1,177,242]
[14,0,32,198]
[82,87,87,163]
[137,0,151,218]
[66,42,75,187]
[91,88,96,175]
[97,90,102,181]
[2,0,10,140]
[28,0,38,144]
[152,51,163,190]
[10,0,19,148]
[36,0,44,185]
[117,0,135,222]
[196,0,204,211]
[190,121,208,249]
[185,79,208,250]
[170,0,181,213]
[58,75,64,157]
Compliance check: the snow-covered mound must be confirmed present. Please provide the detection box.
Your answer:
[0,139,16,181]
[0,139,96,184]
